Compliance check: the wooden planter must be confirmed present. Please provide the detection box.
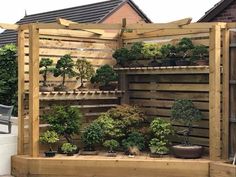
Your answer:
[210,162,236,177]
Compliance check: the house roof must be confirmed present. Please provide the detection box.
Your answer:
[198,0,235,22]
[0,0,151,46]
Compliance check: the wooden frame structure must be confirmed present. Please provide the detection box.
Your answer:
[0,18,234,176]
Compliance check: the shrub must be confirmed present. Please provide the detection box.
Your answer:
[0,44,17,114]
[53,54,75,87]
[129,42,144,60]
[75,59,95,88]
[103,139,119,153]
[39,130,59,151]
[112,47,131,67]
[171,99,203,145]
[141,43,160,59]
[42,106,82,143]
[82,122,104,151]
[122,132,145,151]
[61,143,77,154]
[39,58,54,86]
[90,65,118,87]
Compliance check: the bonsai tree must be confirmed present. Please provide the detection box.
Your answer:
[141,43,161,66]
[122,131,145,155]
[75,58,95,88]
[39,130,59,157]
[90,65,118,90]
[42,106,82,143]
[176,38,194,65]
[159,44,176,66]
[191,45,209,65]
[103,139,119,153]
[112,47,131,67]
[149,118,172,155]
[61,143,77,156]
[82,122,104,151]
[53,54,75,90]
[171,99,203,145]
[39,58,54,87]
[129,42,144,66]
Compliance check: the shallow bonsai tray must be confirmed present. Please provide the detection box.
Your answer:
[79,150,99,155]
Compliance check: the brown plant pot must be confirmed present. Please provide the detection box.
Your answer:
[195,59,209,66]
[171,145,203,159]
[99,85,116,91]
[40,86,54,92]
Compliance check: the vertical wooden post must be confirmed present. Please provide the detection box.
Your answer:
[119,73,129,104]
[17,28,25,155]
[209,25,221,160]
[222,28,230,159]
[29,24,40,157]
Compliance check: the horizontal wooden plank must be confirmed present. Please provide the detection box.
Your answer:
[129,83,209,92]
[210,162,235,177]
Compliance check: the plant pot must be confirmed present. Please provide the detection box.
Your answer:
[99,85,116,91]
[161,58,176,66]
[148,59,162,67]
[54,85,68,91]
[66,152,75,156]
[80,150,98,155]
[149,152,167,158]
[171,145,203,159]
[40,86,54,92]
[106,151,117,157]
[44,151,56,157]
[194,59,209,66]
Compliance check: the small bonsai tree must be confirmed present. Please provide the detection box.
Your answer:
[53,54,75,90]
[40,130,59,152]
[142,43,161,66]
[176,38,194,59]
[90,65,118,89]
[61,143,77,155]
[129,42,144,66]
[39,58,54,87]
[42,106,82,143]
[103,139,119,153]
[171,99,203,145]
[122,131,145,153]
[159,44,177,66]
[82,122,104,151]
[112,47,131,67]
[75,58,95,88]
[149,118,172,154]
[191,45,208,61]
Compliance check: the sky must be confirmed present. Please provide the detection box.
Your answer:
[0,0,220,24]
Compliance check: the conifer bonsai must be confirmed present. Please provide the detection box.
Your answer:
[39,58,54,91]
[53,54,75,91]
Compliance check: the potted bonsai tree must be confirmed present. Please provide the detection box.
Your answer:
[81,122,104,155]
[112,47,131,67]
[175,38,194,66]
[39,58,54,92]
[129,42,144,67]
[142,43,161,67]
[191,45,209,66]
[159,44,176,66]
[90,64,118,91]
[42,105,82,145]
[149,118,172,157]
[103,139,119,157]
[53,54,75,91]
[61,143,77,156]
[122,131,145,156]
[75,58,95,89]
[171,99,203,158]
[39,130,59,157]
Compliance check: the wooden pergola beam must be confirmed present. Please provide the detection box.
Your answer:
[0,23,18,30]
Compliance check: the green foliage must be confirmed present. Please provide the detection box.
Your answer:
[149,118,172,154]
[191,45,208,61]
[159,44,176,59]
[0,44,17,114]
[42,106,82,143]
[112,47,131,67]
[171,99,203,145]
[176,38,194,58]
[39,58,54,86]
[141,43,160,59]
[39,130,59,151]
[129,42,144,60]
[61,143,77,153]
[82,122,104,150]
[103,139,119,152]
[53,54,75,86]
[75,59,95,88]
[122,132,145,150]
[90,65,118,86]
[149,138,169,154]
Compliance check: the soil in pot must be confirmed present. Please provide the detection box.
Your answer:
[40,86,54,92]
[54,85,68,91]
[172,145,203,159]
[194,59,209,66]
[44,151,57,157]
[99,84,116,91]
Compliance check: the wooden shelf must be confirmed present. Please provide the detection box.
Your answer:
[115,66,211,75]
[24,90,124,101]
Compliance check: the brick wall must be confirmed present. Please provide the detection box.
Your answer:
[102,2,146,24]
[211,0,236,22]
